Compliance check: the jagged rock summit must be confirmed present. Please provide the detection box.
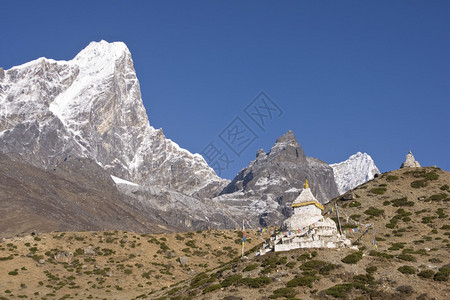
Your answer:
[400,150,421,168]
[215,130,339,227]
[0,40,227,197]
[221,130,338,203]
[330,152,380,195]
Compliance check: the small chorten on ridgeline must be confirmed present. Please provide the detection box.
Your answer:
[259,179,353,254]
[400,150,421,168]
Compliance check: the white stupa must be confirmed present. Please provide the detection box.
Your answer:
[260,180,352,254]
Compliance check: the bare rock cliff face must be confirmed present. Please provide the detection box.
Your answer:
[0,41,227,197]
[215,130,339,227]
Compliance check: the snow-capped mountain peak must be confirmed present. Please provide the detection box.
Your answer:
[0,40,227,196]
[74,40,129,63]
[330,152,380,195]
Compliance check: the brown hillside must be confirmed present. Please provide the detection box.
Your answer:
[0,229,268,299]
[150,167,449,299]
[0,167,448,299]
[0,155,176,236]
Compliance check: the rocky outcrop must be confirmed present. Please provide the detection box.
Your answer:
[330,152,380,195]
[221,130,338,203]
[400,150,421,168]
[215,130,339,227]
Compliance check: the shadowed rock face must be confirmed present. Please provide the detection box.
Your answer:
[0,152,237,236]
[217,130,339,226]
[0,154,180,237]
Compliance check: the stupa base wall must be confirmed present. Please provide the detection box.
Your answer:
[274,238,345,252]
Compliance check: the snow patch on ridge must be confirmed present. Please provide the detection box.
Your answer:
[285,187,301,193]
[111,175,139,186]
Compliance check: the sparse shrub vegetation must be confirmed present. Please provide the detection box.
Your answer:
[364,207,384,217]
[324,283,353,298]
[397,254,416,262]
[369,250,394,259]
[286,275,318,288]
[421,216,435,224]
[391,197,414,207]
[387,175,399,181]
[424,171,439,181]
[243,264,259,272]
[220,275,242,288]
[429,193,447,201]
[434,267,450,282]
[398,265,416,274]
[297,252,314,261]
[203,284,221,294]
[370,187,387,195]
[141,271,152,279]
[349,201,361,208]
[300,260,336,274]
[418,269,435,278]
[285,261,296,269]
[396,285,414,294]
[388,243,405,251]
[159,242,169,252]
[190,273,215,289]
[341,251,363,264]
[350,214,361,221]
[269,287,297,299]
[411,180,427,188]
[386,218,398,229]
[240,276,271,288]
[185,240,197,248]
[437,208,448,218]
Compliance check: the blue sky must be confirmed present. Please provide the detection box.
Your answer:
[2,1,449,179]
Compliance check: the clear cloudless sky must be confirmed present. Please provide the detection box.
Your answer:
[2,0,449,179]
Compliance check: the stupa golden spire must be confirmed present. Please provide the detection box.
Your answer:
[304,179,309,189]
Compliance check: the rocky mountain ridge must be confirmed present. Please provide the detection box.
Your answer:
[1,40,380,232]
